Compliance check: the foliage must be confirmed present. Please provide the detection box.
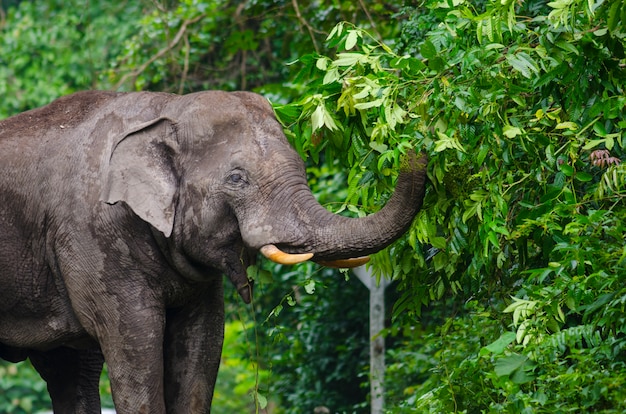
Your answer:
[104,0,403,96]
[275,0,626,411]
[0,360,50,413]
[213,321,275,412]
[250,263,371,414]
[0,0,143,117]
[0,1,398,411]
[385,300,505,413]
[0,360,113,413]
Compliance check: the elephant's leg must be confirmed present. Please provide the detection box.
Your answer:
[164,279,225,413]
[56,241,173,413]
[97,311,167,414]
[30,347,104,414]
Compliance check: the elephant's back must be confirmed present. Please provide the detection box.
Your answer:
[0,91,121,141]
[0,91,165,194]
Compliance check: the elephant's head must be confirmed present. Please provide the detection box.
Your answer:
[101,91,427,303]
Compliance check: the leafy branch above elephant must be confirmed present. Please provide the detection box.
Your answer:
[0,90,427,413]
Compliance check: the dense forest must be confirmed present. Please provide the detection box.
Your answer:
[1,0,625,412]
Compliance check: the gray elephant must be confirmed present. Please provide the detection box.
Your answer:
[0,90,427,413]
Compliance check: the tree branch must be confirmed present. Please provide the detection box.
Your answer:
[178,33,190,95]
[291,0,319,53]
[358,0,382,42]
[114,13,206,91]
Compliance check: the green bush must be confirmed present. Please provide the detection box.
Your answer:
[213,321,274,412]
[0,360,114,413]
[0,0,142,117]
[259,266,370,413]
[0,361,50,414]
[275,1,626,411]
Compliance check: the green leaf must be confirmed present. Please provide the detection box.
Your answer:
[430,236,447,249]
[507,52,539,78]
[333,52,363,67]
[311,103,339,132]
[555,121,578,130]
[555,40,579,55]
[311,104,325,131]
[354,98,384,110]
[503,125,523,138]
[246,265,258,278]
[345,30,359,50]
[510,363,535,384]
[304,278,316,294]
[575,171,593,182]
[434,131,466,152]
[369,141,388,153]
[559,163,574,177]
[322,66,340,84]
[420,39,437,59]
[583,138,606,150]
[316,56,330,71]
[607,0,622,32]
[494,353,528,377]
[246,265,267,282]
[593,121,607,136]
[481,331,517,356]
[255,391,268,409]
[326,22,344,41]
[270,304,283,318]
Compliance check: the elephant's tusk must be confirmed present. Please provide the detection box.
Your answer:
[260,244,313,265]
[317,256,370,268]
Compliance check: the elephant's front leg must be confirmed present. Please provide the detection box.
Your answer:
[96,309,168,414]
[164,279,225,413]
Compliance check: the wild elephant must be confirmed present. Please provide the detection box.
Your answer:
[0,90,427,413]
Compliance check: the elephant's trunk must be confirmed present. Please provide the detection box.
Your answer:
[261,152,428,266]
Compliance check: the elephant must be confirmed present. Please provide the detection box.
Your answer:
[0,90,428,413]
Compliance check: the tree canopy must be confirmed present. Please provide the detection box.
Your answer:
[1,0,625,412]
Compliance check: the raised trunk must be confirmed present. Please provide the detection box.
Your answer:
[259,152,427,266]
[305,152,428,261]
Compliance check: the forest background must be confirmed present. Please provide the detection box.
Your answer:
[1,0,625,413]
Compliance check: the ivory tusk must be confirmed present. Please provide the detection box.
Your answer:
[260,244,314,265]
[317,256,370,268]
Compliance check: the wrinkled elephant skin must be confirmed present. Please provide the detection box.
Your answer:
[0,90,427,413]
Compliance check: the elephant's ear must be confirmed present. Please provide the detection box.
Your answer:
[100,117,179,238]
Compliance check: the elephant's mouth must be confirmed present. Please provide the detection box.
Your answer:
[259,244,369,268]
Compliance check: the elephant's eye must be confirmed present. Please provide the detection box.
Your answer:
[227,170,248,186]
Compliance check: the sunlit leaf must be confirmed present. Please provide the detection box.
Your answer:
[555,121,578,130]
[369,141,388,153]
[503,125,523,138]
[345,30,359,50]
[507,52,539,78]
[304,279,316,294]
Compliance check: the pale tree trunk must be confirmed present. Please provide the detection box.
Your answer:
[354,265,389,414]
